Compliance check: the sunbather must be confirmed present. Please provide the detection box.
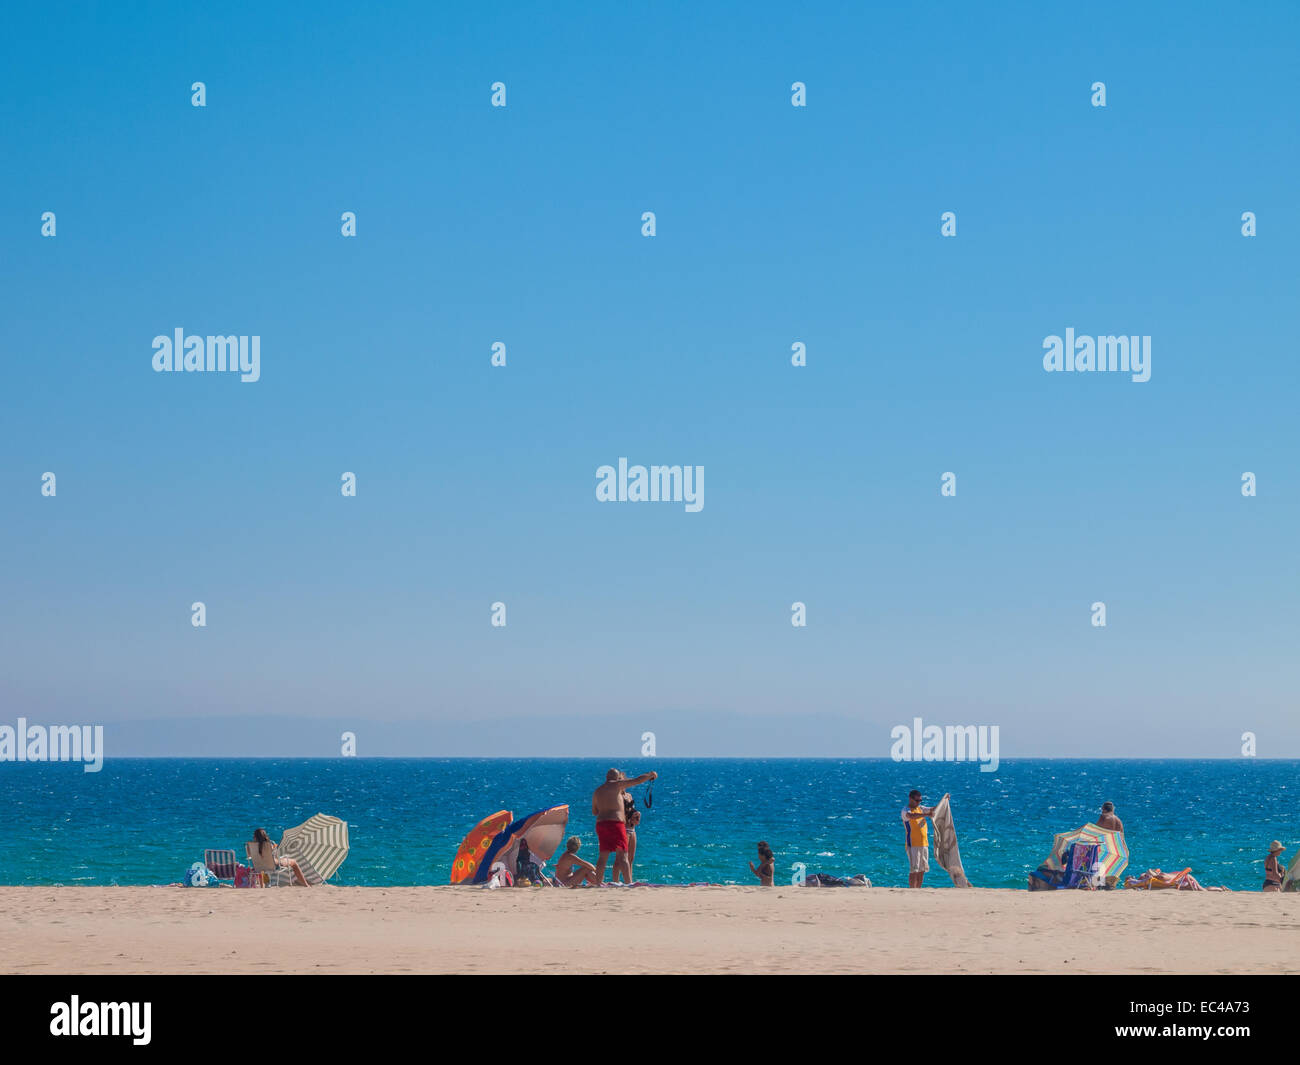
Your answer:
[555,837,599,887]
[249,827,310,887]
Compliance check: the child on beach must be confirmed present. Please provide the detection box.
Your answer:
[749,841,775,886]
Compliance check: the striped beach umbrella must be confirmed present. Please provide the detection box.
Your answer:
[1048,823,1129,884]
[280,814,350,881]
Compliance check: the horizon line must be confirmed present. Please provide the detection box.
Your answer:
[14,755,1292,762]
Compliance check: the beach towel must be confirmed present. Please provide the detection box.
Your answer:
[803,873,871,887]
[931,794,970,887]
[1062,842,1101,888]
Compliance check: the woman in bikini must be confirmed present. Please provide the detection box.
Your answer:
[749,840,775,886]
[251,827,311,887]
[623,805,642,882]
[612,796,642,884]
[1263,841,1286,892]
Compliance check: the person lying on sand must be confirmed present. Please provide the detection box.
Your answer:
[1263,841,1286,892]
[749,841,775,886]
[250,827,310,887]
[555,836,599,887]
[592,767,656,883]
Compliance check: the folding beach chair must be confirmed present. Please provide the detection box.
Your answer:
[1062,842,1101,889]
[245,841,296,887]
[203,849,239,883]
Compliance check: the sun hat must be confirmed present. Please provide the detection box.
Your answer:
[1268,840,1285,854]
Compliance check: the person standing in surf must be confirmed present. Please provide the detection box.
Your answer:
[592,767,656,884]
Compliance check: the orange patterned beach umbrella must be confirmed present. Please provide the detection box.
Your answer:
[451,810,513,884]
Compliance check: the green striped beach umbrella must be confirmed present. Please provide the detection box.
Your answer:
[280,814,350,882]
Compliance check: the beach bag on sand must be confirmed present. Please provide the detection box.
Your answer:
[485,862,515,889]
[183,861,218,887]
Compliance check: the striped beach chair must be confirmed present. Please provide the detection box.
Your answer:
[204,849,239,883]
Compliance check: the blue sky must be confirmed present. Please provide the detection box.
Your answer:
[2,1,1297,757]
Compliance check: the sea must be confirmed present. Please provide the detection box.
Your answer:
[0,758,1294,890]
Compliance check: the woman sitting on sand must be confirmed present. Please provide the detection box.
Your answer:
[555,836,599,887]
[749,841,775,886]
[250,827,311,887]
[1263,841,1286,892]
[515,839,547,885]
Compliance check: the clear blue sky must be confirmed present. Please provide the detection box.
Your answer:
[2,1,1297,757]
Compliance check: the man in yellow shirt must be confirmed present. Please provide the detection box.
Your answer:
[901,789,947,888]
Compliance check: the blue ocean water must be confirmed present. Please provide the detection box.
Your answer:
[0,759,1293,890]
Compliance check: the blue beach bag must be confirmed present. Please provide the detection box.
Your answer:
[183,861,218,887]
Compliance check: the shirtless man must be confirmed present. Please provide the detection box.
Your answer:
[593,767,657,883]
[1097,801,1124,834]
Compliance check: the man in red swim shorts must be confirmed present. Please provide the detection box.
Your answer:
[592,767,657,884]
[595,819,628,853]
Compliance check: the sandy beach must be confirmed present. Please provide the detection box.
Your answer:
[2,886,1296,975]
